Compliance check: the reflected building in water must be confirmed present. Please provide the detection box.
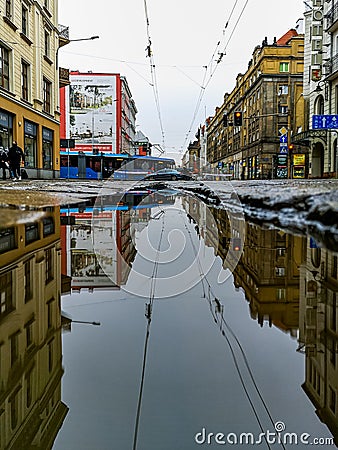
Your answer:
[206,207,303,336]
[299,239,338,445]
[233,223,303,337]
[61,190,176,293]
[0,208,68,449]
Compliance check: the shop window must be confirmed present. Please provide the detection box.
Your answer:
[42,127,53,169]
[24,120,37,168]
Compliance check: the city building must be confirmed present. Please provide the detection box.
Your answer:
[297,0,338,177]
[0,208,68,448]
[134,130,152,156]
[59,71,137,155]
[0,0,62,178]
[299,238,338,445]
[206,26,305,179]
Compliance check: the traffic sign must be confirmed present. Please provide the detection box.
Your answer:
[279,127,288,135]
[279,135,288,143]
[312,115,338,129]
[279,146,288,154]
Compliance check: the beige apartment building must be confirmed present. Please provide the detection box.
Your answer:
[207,27,305,180]
[0,208,68,448]
[0,0,63,178]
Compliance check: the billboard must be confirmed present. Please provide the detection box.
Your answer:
[68,74,117,152]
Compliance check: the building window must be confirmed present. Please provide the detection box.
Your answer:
[24,259,33,302]
[279,62,289,73]
[24,120,37,168]
[48,340,53,372]
[25,223,39,244]
[331,293,337,333]
[22,5,28,36]
[0,270,13,318]
[329,387,336,414]
[277,248,286,257]
[25,319,34,348]
[44,29,50,58]
[5,0,12,19]
[276,288,286,300]
[42,128,54,170]
[45,248,53,283]
[0,227,16,254]
[278,105,288,114]
[314,95,324,115]
[0,45,10,90]
[26,369,33,408]
[10,332,19,366]
[43,77,52,113]
[332,256,338,279]
[21,60,29,101]
[275,267,285,277]
[10,390,19,430]
[43,217,54,236]
[47,299,54,329]
[278,85,288,95]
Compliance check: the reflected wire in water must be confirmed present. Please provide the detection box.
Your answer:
[178,210,286,450]
[91,180,246,299]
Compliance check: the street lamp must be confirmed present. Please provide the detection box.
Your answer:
[57,34,100,68]
[57,33,100,178]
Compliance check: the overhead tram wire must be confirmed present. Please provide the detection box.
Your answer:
[132,214,166,450]
[143,0,166,149]
[178,210,286,450]
[180,0,250,153]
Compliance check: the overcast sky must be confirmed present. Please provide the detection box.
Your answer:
[58,0,305,160]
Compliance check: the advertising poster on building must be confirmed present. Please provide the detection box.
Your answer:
[68,74,117,153]
[292,154,306,166]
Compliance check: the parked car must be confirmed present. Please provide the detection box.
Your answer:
[143,168,193,181]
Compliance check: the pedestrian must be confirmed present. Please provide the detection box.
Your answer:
[0,146,10,180]
[8,141,25,180]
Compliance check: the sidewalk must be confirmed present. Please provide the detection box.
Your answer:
[1,178,338,250]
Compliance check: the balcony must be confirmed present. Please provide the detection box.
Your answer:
[326,3,338,32]
[59,67,70,88]
[323,53,338,80]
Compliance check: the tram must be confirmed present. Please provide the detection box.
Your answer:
[60,151,175,180]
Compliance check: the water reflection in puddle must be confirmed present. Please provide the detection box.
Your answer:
[0,190,337,449]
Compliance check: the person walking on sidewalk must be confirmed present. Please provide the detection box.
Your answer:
[8,141,25,180]
[0,146,10,180]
